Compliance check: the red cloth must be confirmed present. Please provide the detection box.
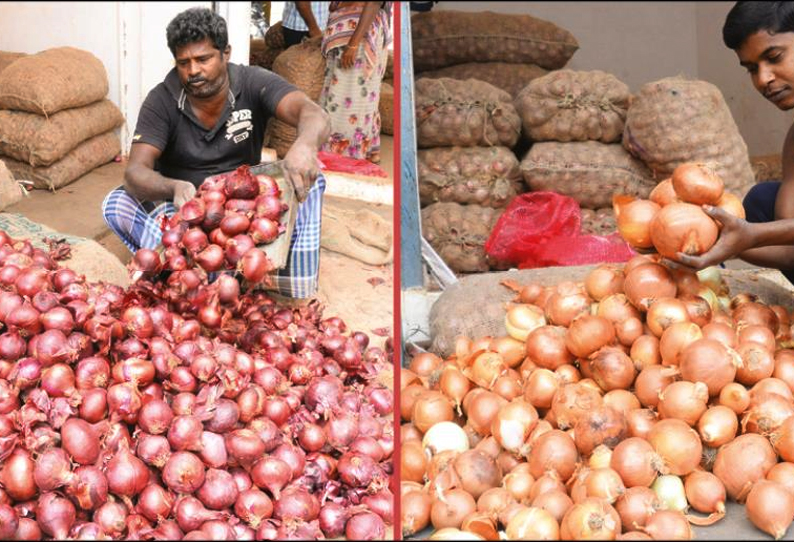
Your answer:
[318,151,388,178]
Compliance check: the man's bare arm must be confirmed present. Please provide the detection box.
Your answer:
[125,143,196,208]
[274,90,330,202]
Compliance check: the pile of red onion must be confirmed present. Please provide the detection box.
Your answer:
[0,225,395,540]
[142,165,290,284]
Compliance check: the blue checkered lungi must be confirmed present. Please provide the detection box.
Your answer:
[101,175,326,299]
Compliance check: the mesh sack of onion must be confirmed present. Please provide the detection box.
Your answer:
[0,170,395,540]
[404,168,794,539]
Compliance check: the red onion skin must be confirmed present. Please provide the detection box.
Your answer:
[199,431,229,468]
[78,388,108,423]
[33,447,73,492]
[137,399,174,435]
[362,489,394,524]
[167,415,205,452]
[234,489,274,528]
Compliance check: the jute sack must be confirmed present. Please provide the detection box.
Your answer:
[0,52,25,76]
[418,146,523,208]
[265,21,286,50]
[515,70,631,143]
[3,130,120,191]
[0,213,129,287]
[0,47,109,116]
[250,38,283,70]
[422,202,505,273]
[428,266,794,358]
[0,100,124,167]
[419,62,548,98]
[415,78,521,149]
[520,141,656,209]
[384,49,394,81]
[380,82,394,135]
[411,10,579,72]
[264,119,295,160]
[623,76,755,195]
[0,160,25,211]
[271,37,325,101]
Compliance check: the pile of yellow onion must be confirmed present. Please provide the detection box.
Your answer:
[615,162,745,259]
[401,254,794,540]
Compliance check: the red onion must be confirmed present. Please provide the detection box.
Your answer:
[34,447,74,492]
[13,517,41,540]
[162,452,206,494]
[273,443,307,480]
[363,489,394,524]
[0,330,27,361]
[9,357,41,389]
[79,388,108,423]
[106,441,149,498]
[133,433,170,469]
[225,235,256,266]
[272,487,320,521]
[175,496,227,533]
[75,356,110,390]
[197,468,239,510]
[338,453,379,488]
[249,218,280,244]
[319,502,358,538]
[204,398,239,433]
[346,511,386,540]
[234,489,273,528]
[136,483,175,523]
[325,411,360,450]
[137,399,174,435]
[94,500,128,538]
[66,466,108,511]
[61,417,101,465]
[197,432,227,470]
[239,248,270,283]
[0,503,18,539]
[37,492,76,539]
[251,456,292,499]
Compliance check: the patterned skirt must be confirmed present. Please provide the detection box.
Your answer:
[319,22,388,164]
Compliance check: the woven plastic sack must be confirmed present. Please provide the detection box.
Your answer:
[418,146,523,208]
[484,191,634,269]
[0,100,124,167]
[415,78,521,149]
[520,141,656,209]
[422,202,505,273]
[272,37,325,101]
[418,62,548,98]
[380,82,394,135]
[3,130,120,191]
[515,70,631,143]
[0,52,25,76]
[623,76,755,196]
[0,47,109,116]
[411,10,579,72]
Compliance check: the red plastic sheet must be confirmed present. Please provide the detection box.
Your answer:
[485,192,636,269]
[317,151,389,178]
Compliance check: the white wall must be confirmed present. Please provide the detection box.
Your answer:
[436,1,790,156]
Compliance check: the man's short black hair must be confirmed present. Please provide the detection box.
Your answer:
[723,1,794,50]
[166,7,228,57]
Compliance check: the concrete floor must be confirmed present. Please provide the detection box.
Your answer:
[2,136,395,347]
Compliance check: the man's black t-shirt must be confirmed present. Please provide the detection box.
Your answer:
[132,63,296,187]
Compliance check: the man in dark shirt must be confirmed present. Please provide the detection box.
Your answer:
[102,7,331,299]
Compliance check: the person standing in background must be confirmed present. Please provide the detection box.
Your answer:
[281,2,330,48]
[319,1,392,164]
